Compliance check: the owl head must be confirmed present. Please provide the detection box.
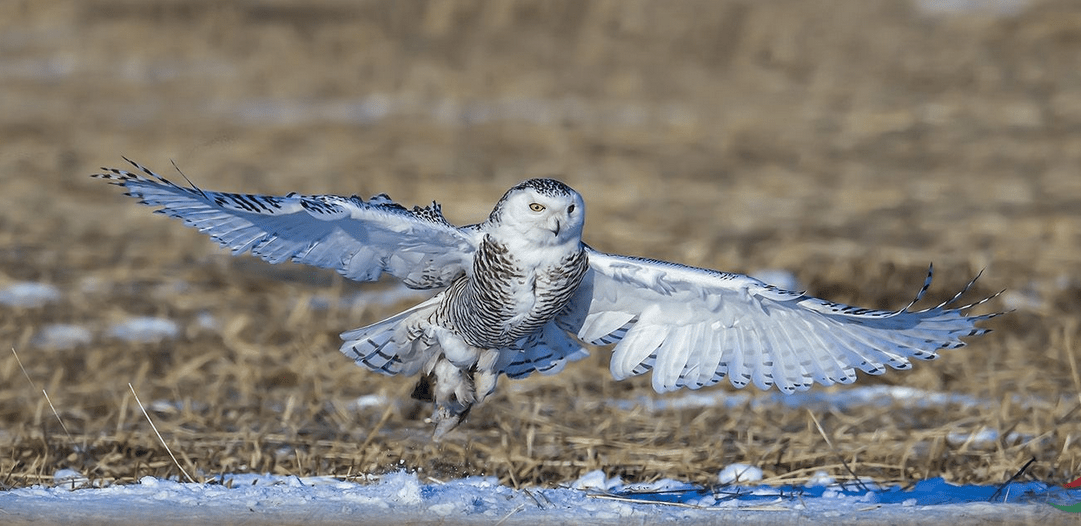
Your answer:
[488,178,585,246]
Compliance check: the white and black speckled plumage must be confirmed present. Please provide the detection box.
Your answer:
[94,158,1004,439]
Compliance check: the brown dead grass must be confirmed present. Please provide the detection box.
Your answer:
[2,0,1081,491]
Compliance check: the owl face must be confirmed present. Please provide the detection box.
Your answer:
[489,179,585,246]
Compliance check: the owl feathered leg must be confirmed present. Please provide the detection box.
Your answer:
[424,327,496,440]
[425,349,502,439]
[429,357,474,440]
[409,364,475,440]
[472,349,502,404]
[418,348,504,439]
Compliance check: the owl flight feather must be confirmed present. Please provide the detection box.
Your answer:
[94,159,1003,439]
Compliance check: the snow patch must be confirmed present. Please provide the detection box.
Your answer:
[53,469,90,489]
[107,317,179,343]
[806,470,836,487]
[0,471,1070,524]
[617,385,986,413]
[573,470,622,491]
[381,471,422,505]
[31,323,93,350]
[914,0,1030,17]
[947,428,1000,448]
[350,394,388,409]
[718,464,763,485]
[194,311,219,332]
[0,281,61,307]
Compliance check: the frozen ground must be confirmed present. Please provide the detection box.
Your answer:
[0,468,1074,525]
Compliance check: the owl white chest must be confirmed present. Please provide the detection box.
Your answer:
[447,234,586,348]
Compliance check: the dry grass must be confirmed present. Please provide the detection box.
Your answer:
[2,0,1081,491]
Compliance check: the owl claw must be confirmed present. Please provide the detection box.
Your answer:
[431,402,471,441]
[425,355,476,440]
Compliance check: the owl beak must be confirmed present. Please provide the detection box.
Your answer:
[552,219,561,237]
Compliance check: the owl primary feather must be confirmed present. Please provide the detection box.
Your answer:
[94,159,1002,439]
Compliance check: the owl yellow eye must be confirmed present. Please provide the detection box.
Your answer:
[529,203,546,212]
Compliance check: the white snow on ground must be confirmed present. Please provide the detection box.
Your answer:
[30,323,94,350]
[608,384,985,413]
[105,316,180,343]
[717,464,763,485]
[0,468,1074,525]
[0,281,61,308]
[914,0,1031,17]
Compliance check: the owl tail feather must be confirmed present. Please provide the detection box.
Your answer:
[338,294,475,440]
[339,294,444,377]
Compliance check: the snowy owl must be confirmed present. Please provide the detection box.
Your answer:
[94,159,1001,439]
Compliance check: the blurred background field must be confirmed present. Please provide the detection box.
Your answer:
[1,0,1080,491]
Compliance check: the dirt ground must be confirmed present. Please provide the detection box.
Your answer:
[1,0,1080,492]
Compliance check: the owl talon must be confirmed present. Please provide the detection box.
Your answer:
[431,402,471,441]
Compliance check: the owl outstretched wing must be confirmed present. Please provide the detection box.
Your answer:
[557,248,1001,394]
[93,158,477,288]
